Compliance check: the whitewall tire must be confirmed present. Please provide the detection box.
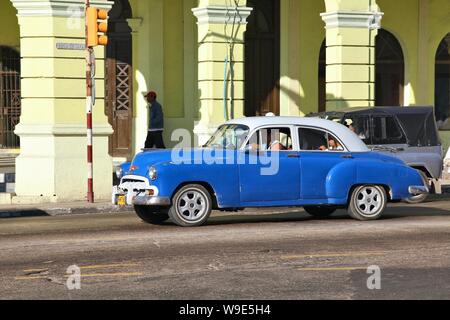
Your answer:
[348,185,387,221]
[168,184,213,227]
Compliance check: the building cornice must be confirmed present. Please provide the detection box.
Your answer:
[10,0,113,18]
[321,11,384,30]
[14,124,113,137]
[192,6,253,25]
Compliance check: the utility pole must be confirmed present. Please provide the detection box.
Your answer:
[85,0,94,203]
[84,0,108,203]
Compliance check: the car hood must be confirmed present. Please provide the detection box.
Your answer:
[128,150,175,176]
[128,148,232,177]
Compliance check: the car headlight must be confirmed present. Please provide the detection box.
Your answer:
[149,166,157,181]
[115,167,123,179]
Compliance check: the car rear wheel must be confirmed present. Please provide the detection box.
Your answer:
[348,185,387,221]
[304,206,336,218]
[134,206,170,225]
[168,184,212,227]
[404,171,430,204]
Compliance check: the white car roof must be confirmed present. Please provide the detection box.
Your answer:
[225,116,370,153]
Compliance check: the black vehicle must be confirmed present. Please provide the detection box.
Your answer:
[309,106,443,204]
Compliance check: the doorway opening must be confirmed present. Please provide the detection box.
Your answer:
[435,34,450,126]
[244,0,280,116]
[375,29,405,106]
[105,0,133,158]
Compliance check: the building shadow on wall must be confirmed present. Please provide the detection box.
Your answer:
[279,83,351,116]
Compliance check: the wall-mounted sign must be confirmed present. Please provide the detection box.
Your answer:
[56,43,86,51]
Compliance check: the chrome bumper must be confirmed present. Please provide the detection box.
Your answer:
[408,185,429,195]
[112,192,170,206]
[133,195,170,206]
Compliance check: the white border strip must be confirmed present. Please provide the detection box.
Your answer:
[11,0,113,17]
[321,11,384,30]
[192,6,253,25]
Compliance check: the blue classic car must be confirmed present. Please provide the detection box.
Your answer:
[112,117,428,227]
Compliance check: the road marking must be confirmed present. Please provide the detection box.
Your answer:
[78,263,140,270]
[298,266,369,271]
[49,237,133,243]
[69,272,144,278]
[15,276,49,281]
[22,262,139,273]
[17,263,142,281]
[281,251,386,260]
[23,268,49,273]
[15,272,143,281]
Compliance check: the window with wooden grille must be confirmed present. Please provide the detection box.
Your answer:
[0,46,21,149]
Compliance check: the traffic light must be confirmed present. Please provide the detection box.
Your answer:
[86,7,109,47]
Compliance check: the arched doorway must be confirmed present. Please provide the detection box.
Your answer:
[318,40,326,112]
[435,34,450,126]
[375,29,405,106]
[105,0,133,158]
[0,46,20,149]
[245,0,280,116]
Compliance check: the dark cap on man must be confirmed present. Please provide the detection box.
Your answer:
[146,91,157,99]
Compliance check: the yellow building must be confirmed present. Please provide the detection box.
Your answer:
[1,0,450,203]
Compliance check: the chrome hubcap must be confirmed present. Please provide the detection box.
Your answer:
[356,187,383,216]
[177,190,207,221]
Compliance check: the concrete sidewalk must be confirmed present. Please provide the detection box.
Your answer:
[0,200,132,218]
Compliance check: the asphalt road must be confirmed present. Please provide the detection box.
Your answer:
[1,200,450,300]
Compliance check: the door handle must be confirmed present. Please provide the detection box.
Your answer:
[288,154,300,158]
[341,155,354,159]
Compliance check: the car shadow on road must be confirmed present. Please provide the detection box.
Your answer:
[207,210,315,226]
[0,209,50,219]
[205,205,450,226]
[380,205,450,220]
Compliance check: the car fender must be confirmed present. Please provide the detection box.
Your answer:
[325,160,357,200]
[326,159,424,201]
[151,161,240,208]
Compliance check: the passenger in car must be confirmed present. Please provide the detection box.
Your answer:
[269,140,287,151]
[319,136,344,151]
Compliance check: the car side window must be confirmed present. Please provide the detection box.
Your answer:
[298,128,344,152]
[247,127,293,151]
[343,116,371,144]
[372,116,407,145]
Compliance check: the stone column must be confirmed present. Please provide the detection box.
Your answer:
[11,0,114,203]
[127,16,145,158]
[192,0,252,145]
[321,0,383,110]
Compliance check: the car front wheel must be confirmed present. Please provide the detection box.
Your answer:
[134,206,170,225]
[304,206,336,218]
[168,184,213,227]
[348,185,387,221]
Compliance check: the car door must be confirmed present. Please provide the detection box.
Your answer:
[238,126,301,204]
[297,126,352,199]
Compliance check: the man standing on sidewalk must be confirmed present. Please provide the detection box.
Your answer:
[144,91,166,149]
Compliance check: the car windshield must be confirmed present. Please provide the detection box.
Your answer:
[205,124,250,150]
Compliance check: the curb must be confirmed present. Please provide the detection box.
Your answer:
[0,205,133,218]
